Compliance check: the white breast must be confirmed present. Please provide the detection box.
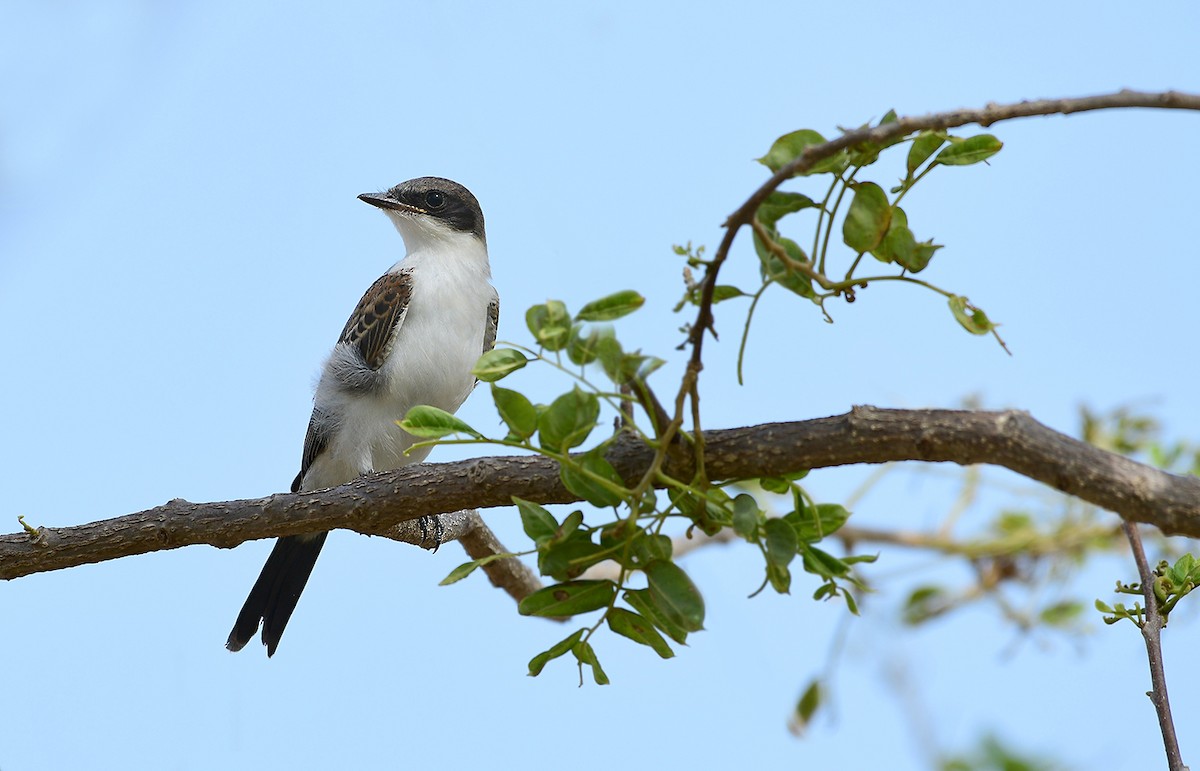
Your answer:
[304,233,494,491]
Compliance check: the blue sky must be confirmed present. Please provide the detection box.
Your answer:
[3,3,1199,769]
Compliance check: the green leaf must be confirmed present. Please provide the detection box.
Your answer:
[624,588,689,645]
[755,191,820,228]
[766,561,791,594]
[572,641,610,685]
[759,476,792,494]
[492,384,537,440]
[753,228,814,298]
[842,182,892,253]
[787,502,850,543]
[795,679,823,729]
[732,493,760,540]
[872,205,938,272]
[631,533,673,566]
[764,517,799,567]
[1040,601,1084,627]
[906,130,946,174]
[934,134,1003,166]
[566,324,613,366]
[526,301,572,351]
[948,295,994,335]
[397,405,482,439]
[518,580,617,618]
[904,585,946,625]
[514,497,559,545]
[607,608,674,659]
[538,387,600,452]
[645,560,705,632]
[473,348,528,381]
[440,559,483,586]
[757,129,848,176]
[802,545,851,580]
[527,628,586,676]
[576,290,645,322]
[560,451,625,508]
[538,531,606,581]
[757,129,825,173]
[710,285,748,304]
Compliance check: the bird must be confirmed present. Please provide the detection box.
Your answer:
[226,177,499,657]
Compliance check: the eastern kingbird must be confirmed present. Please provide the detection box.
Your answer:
[226,177,499,656]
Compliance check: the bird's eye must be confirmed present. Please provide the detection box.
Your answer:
[424,190,446,209]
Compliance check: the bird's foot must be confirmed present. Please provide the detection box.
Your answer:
[417,515,445,552]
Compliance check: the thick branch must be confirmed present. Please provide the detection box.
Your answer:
[4,406,1200,580]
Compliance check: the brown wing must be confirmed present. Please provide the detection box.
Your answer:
[338,271,414,369]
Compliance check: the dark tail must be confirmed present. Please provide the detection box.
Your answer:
[226,532,328,657]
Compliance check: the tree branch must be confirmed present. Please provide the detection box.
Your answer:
[1122,521,1188,771]
[685,90,1200,359]
[5,406,1200,580]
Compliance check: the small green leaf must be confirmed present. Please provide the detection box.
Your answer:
[802,545,851,580]
[764,517,799,567]
[934,134,1003,166]
[757,129,848,176]
[710,285,748,304]
[397,405,482,439]
[526,301,572,351]
[759,476,792,494]
[631,533,673,566]
[795,679,823,728]
[732,493,760,540]
[607,608,674,659]
[440,559,483,586]
[518,580,617,618]
[528,628,585,676]
[766,561,792,594]
[948,295,994,335]
[538,387,600,452]
[473,348,529,381]
[514,497,559,545]
[1094,598,1114,614]
[906,130,946,174]
[645,560,705,632]
[492,384,537,440]
[624,588,689,645]
[756,191,820,228]
[787,503,850,543]
[1040,601,1084,627]
[753,229,814,298]
[538,532,606,581]
[904,585,946,625]
[842,182,892,253]
[566,324,613,366]
[576,290,645,322]
[757,129,826,173]
[572,641,610,685]
[560,451,625,508]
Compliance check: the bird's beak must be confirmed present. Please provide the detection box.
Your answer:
[358,193,424,215]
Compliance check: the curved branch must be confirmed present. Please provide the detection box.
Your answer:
[4,406,1199,580]
[686,89,1200,358]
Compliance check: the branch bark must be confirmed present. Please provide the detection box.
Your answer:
[4,406,1200,580]
[1122,522,1188,771]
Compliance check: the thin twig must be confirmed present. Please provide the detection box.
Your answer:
[1122,521,1188,771]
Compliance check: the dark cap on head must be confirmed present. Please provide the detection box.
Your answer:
[358,177,485,242]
